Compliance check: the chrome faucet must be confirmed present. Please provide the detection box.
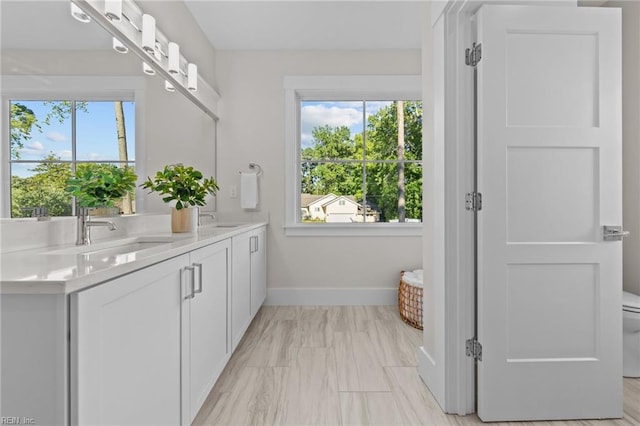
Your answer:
[198,211,216,226]
[76,207,117,246]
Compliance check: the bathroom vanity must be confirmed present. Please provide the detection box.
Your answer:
[0,222,267,425]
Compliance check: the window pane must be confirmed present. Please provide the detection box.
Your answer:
[74,162,137,214]
[7,99,136,218]
[297,99,423,225]
[301,101,363,161]
[366,162,422,223]
[366,100,423,161]
[300,162,363,223]
[404,162,423,222]
[10,100,72,161]
[76,101,135,161]
[11,162,73,218]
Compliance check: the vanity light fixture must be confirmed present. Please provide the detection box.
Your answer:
[70,3,91,23]
[104,0,122,22]
[143,43,162,75]
[143,62,155,75]
[112,37,128,54]
[167,42,180,74]
[69,0,218,119]
[141,14,156,53]
[187,63,198,91]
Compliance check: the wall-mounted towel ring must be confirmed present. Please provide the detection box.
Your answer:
[239,162,263,176]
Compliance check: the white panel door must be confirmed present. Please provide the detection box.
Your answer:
[476,5,622,421]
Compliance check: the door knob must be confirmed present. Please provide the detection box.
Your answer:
[603,225,630,241]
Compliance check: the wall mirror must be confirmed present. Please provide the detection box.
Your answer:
[1,1,216,218]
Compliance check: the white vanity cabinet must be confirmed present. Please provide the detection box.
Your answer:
[71,254,187,425]
[71,239,231,426]
[249,226,267,317]
[181,239,231,424]
[231,226,267,350]
[1,223,265,426]
[231,231,252,350]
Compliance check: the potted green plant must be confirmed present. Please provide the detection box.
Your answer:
[141,164,219,233]
[66,164,137,216]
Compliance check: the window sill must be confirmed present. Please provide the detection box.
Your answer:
[284,223,423,237]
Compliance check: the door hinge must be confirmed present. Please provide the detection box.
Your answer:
[466,338,483,361]
[465,192,482,211]
[465,42,482,67]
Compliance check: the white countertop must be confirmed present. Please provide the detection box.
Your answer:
[0,222,266,295]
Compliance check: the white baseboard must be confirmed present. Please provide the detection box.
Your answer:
[265,287,397,306]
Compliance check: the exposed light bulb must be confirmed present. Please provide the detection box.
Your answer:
[70,3,91,23]
[187,63,198,91]
[142,14,156,53]
[112,37,128,54]
[165,81,175,92]
[168,42,180,74]
[104,0,122,22]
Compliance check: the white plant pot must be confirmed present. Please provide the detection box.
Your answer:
[171,206,198,233]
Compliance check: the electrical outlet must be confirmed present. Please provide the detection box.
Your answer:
[230,185,237,198]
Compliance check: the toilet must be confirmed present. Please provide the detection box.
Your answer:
[623,291,640,377]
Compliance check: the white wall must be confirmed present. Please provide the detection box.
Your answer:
[215,50,423,301]
[604,1,640,296]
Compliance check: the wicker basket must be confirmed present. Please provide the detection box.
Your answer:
[398,271,423,330]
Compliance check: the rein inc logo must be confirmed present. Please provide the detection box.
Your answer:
[1,418,35,425]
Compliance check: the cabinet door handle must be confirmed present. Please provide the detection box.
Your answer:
[193,262,203,294]
[184,266,196,299]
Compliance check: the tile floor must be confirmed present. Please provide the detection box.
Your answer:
[193,306,640,426]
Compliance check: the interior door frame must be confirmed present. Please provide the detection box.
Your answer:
[423,0,476,415]
[431,0,585,416]
[445,0,477,415]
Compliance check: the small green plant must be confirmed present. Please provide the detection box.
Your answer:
[141,164,219,210]
[66,164,137,208]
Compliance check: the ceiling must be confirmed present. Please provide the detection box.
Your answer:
[0,0,422,51]
[183,1,424,50]
[1,1,605,52]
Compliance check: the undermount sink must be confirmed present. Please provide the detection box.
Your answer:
[201,223,244,229]
[197,224,244,236]
[45,236,178,256]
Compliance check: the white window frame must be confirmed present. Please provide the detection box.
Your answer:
[0,76,145,218]
[284,75,423,236]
